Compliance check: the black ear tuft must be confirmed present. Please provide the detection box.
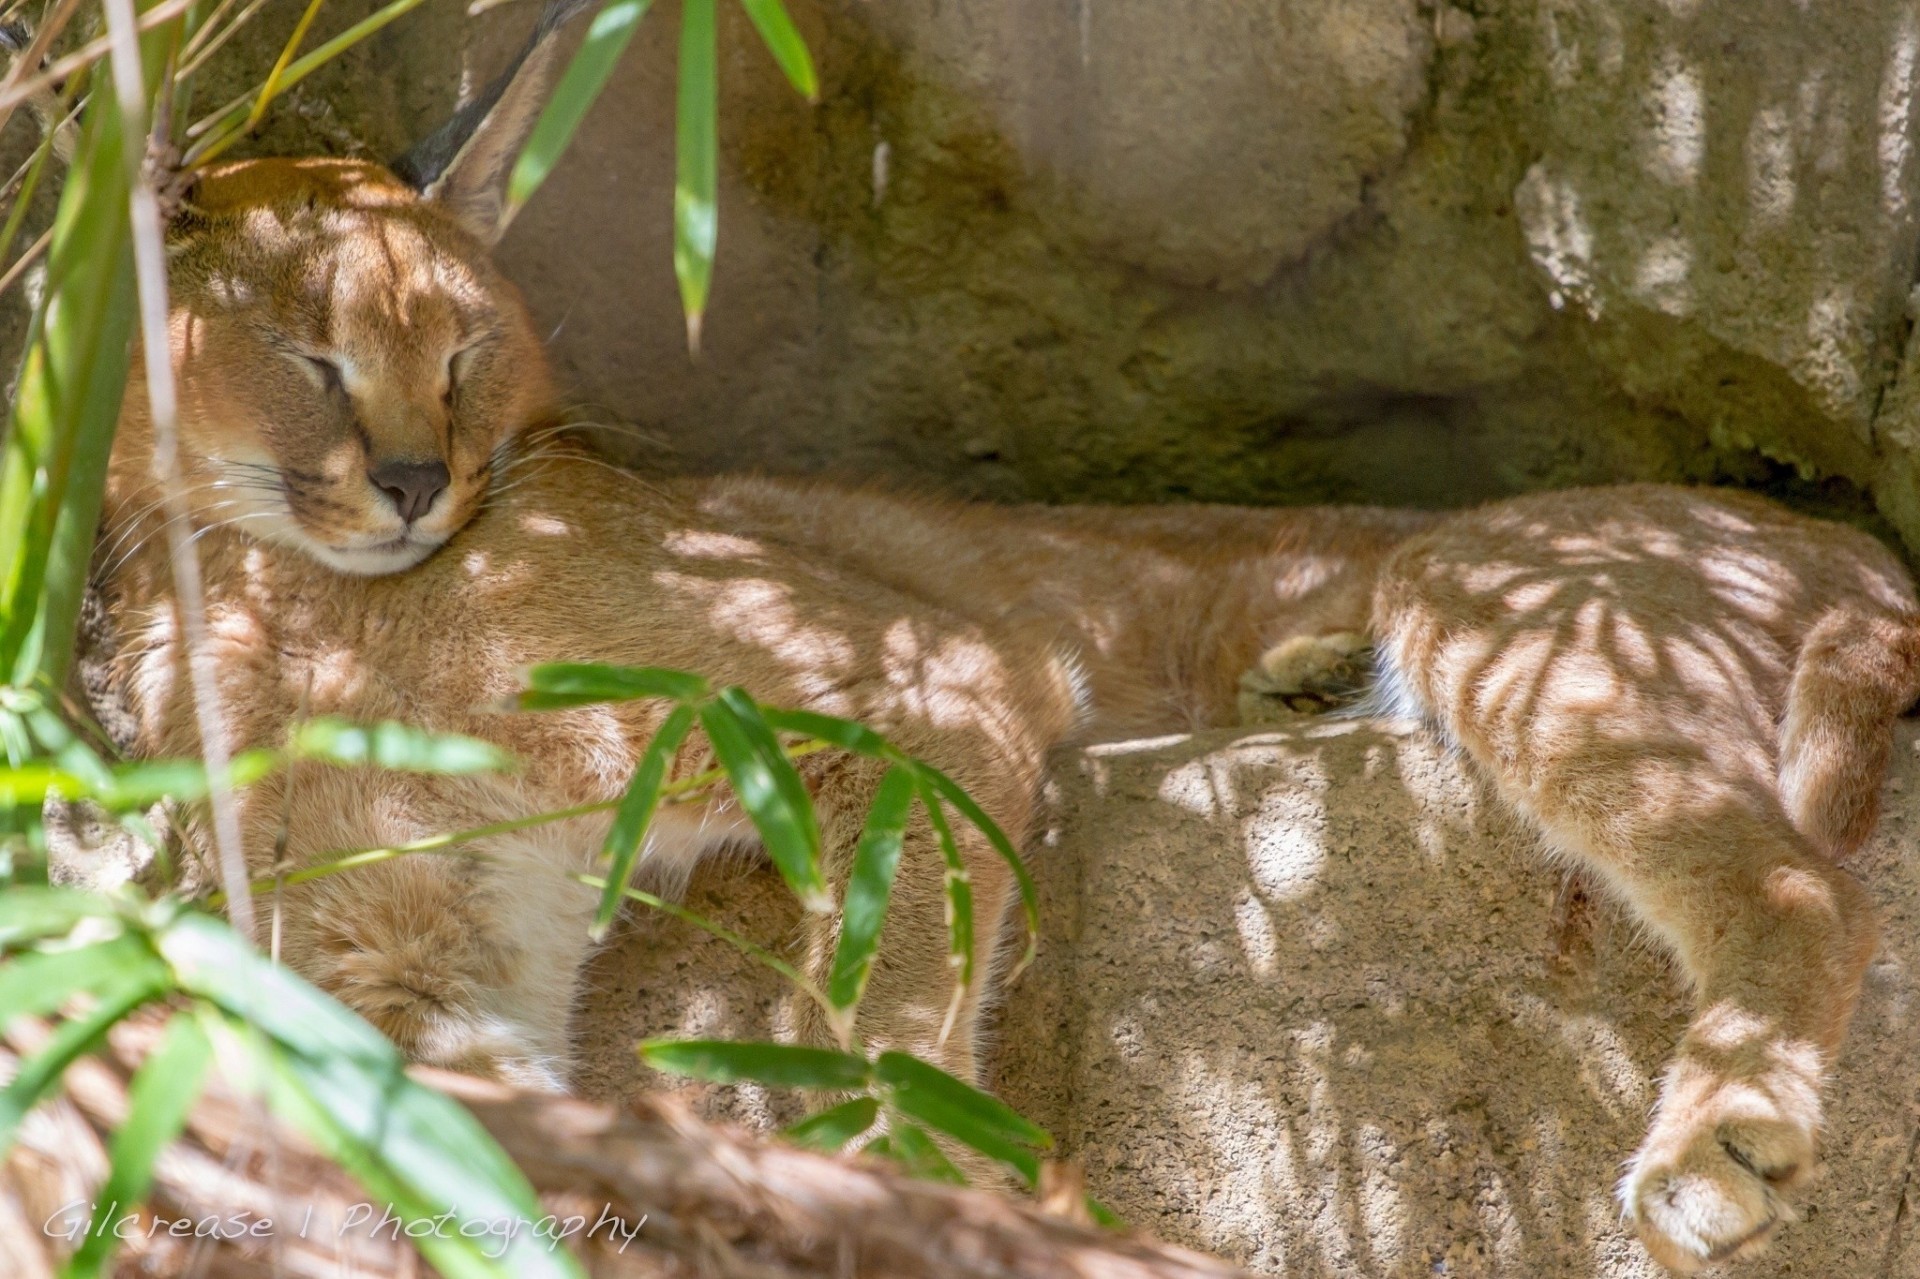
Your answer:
[392,0,597,244]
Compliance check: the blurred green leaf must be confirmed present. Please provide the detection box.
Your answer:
[699,691,828,911]
[519,662,710,710]
[91,747,280,809]
[292,718,514,775]
[780,1095,877,1152]
[592,701,694,940]
[918,784,973,993]
[640,1038,871,1090]
[0,887,113,950]
[162,914,577,1279]
[0,973,162,1155]
[674,0,717,350]
[508,0,655,218]
[64,1014,213,1279]
[738,0,816,100]
[0,932,161,1021]
[826,765,913,1011]
[884,1118,967,1185]
[874,1050,1048,1186]
[0,66,138,689]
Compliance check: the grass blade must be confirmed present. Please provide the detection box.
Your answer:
[674,0,717,351]
[0,68,137,688]
[507,0,654,218]
[780,1095,877,1152]
[592,701,693,939]
[63,1014,213,1279]
[640,1038,871,1090]
[737,0,815,99]
[699,692,828,910]
[825,765,913,1011]
[518,662,710,710]
[184,0,434,164]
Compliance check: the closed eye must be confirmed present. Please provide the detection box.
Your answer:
[445,344,481,406]
[291,351,345,396]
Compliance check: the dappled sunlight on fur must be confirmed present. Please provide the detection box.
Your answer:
[89,128,1920,1275]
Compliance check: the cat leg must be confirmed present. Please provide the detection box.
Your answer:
[273,833,593,1092]
[1372,568,1886,1271]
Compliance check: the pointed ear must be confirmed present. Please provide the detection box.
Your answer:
[391,0,596,244]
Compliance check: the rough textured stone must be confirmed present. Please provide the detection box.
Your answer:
[577,715,1920,1278]
[468,0,1920,537]
[15,1,1920,535]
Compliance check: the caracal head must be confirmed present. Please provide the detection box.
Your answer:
[114,0,591,575]
[134,158,552,576]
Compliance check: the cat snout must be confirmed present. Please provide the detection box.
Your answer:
[369,458,450,523]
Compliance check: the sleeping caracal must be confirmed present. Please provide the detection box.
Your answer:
[87,0,1920,1269]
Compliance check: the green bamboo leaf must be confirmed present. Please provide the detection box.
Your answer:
[674,0,718,351]
[0,974,162,1156]
[0,763,84,807]
[699,692,828,910]
[780,1095,878,1152]
[64,1015,213,1279]
[920,766,1040,981]
[918,783,973,992]
[518,662,710,710]
[0,887,112,950]
[874,1050,1049,1185]
[291,718,514,775]
[0,66,138,688]
[738,0,816,99]
[592,702,694,939]
[0,932,161,1021]
[1086,1196,1125,1230]
[884,1118,968,1185]
[161,915,576,1279]
[826,766,914,1011]
[640,1038,871,1090]
[508,0,655,218]
[758,706,895,759]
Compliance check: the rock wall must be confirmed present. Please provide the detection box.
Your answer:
[158,0,1920,546]
[578,716,1920,1278]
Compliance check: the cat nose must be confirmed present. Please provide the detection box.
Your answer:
[369,459,450,523]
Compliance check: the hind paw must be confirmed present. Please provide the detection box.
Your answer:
[1621,1049,1821,1272]
[1238,632,1372,719]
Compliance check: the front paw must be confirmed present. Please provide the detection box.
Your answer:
[1238,632,1373,719]
[415,1012,573,1093]
[1620,1049,1821,1272]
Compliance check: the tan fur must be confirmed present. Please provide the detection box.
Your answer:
[97,155,1920,1270]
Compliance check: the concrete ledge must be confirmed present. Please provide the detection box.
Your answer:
[578,716,1920,1276]
[993,719,1920,1278]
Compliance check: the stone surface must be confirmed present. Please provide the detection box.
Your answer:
[577,715,1920,1278]
[56,0,1916,542]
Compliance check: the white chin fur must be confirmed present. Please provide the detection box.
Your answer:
[304,536,444,576]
